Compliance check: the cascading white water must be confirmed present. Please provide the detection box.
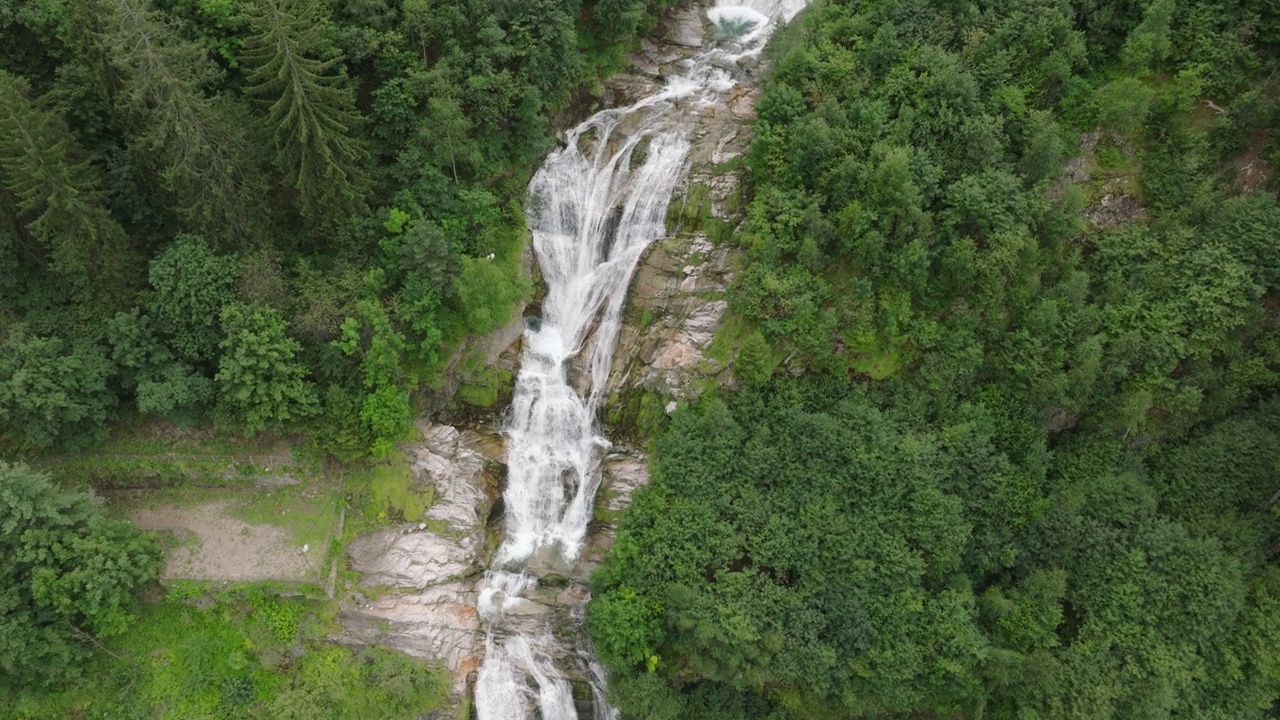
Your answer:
[475,2,807,717]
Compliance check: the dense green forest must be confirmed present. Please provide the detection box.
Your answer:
[0,0,677,458]
[590,0,1280,717]
[8,0,1280,716]
[0,0,679,712]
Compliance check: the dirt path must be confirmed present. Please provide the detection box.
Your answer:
[133,500,320,581]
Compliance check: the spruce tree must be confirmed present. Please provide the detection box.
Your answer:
[88,0,267,246]
[0,71,131,280]
[242,0,369,222]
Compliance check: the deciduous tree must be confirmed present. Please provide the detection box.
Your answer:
[216,302,317,434]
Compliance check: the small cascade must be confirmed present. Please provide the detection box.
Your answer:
[473,2,808,717]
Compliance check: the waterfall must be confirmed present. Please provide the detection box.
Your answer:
[474,2,807,717]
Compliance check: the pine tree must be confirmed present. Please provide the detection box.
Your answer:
[734,330,774,388]
[242,0,370,222]
[87,0,268,246]
[0,71,131,279]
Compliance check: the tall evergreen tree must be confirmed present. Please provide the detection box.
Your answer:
[0,71,131,281]
[87,0,267,246]
[241,0,370,222]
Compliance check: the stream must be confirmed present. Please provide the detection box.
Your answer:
[474,2,807,717]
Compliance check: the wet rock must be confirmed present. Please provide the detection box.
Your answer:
[339,581,481,692]
[603,74,661,107]
[346,527,478,589]
[541,573,571,588]
[415,423,492,535]
[1085,191,1146,228]
[606,233,736,398]
[659,4,707,47]
[729,87,759,120]
[601,455,649,514]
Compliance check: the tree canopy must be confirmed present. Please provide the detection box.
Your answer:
[0,462,161,686]
[591,0,1280,717]
[0,0,676,456]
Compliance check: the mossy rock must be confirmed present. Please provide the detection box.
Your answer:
[540,573,571,588]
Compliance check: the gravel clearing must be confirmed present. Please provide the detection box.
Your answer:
[133,500,320,581]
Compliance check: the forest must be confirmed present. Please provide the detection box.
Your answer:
[0,0,673,714]
[0,0,677,459]
[588,0,1280,717]
[6,0,1280,717]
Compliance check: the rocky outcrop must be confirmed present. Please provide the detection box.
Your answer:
[1060,129,1149,229]
[583,451,650,567]
[338,421,500,694]
[602,84,759,401]
[657,3,709,47]
[605,234,734,399]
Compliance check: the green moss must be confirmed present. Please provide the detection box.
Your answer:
[357,455,434,524]
[457,365,515,408]
[605,388,672,442]
[666,183,714,234]
[706,215,736,243]
[845,332,902,380]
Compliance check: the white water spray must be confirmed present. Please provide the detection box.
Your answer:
[475,3,807,717]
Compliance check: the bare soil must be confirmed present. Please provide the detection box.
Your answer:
[133,500,321,582]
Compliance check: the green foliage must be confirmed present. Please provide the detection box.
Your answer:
[358,383,413,457]
[331,297,415,458]
[267,644,445,719]
[107,310,214,422]
[454,255,531,335]
[588,586,662,669]
[0,0,661,460]
[0,462,161,686]
[0,325,118,450]
[216,302,318,434]
[733,330,773,387]
[9,584,449,719]
[595,387,984,714]
[457,366,514,408]
[1120,0,1176,72]
[147,235,239,366]
[597,0,1280,717]
[0,70,132,282]
[85,0,269,245]
[242,0,370,223]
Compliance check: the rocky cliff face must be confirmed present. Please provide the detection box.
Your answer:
[337,1,767,709]
[338,422,501,701]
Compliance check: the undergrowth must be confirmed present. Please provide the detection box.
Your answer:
[6,583,449,720]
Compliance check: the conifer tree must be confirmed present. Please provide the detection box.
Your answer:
[88,0,267,246]
[241,0,370,222]
[0,71,130,280]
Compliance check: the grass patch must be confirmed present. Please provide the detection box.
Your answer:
[39,424,315,492]
[347,453,434,530]
[100,421,295,456]
[457,365,515,408]
[706,311,751,363]
[8,583,450,720]
[48,454,260,488]
[230,482,343,552]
